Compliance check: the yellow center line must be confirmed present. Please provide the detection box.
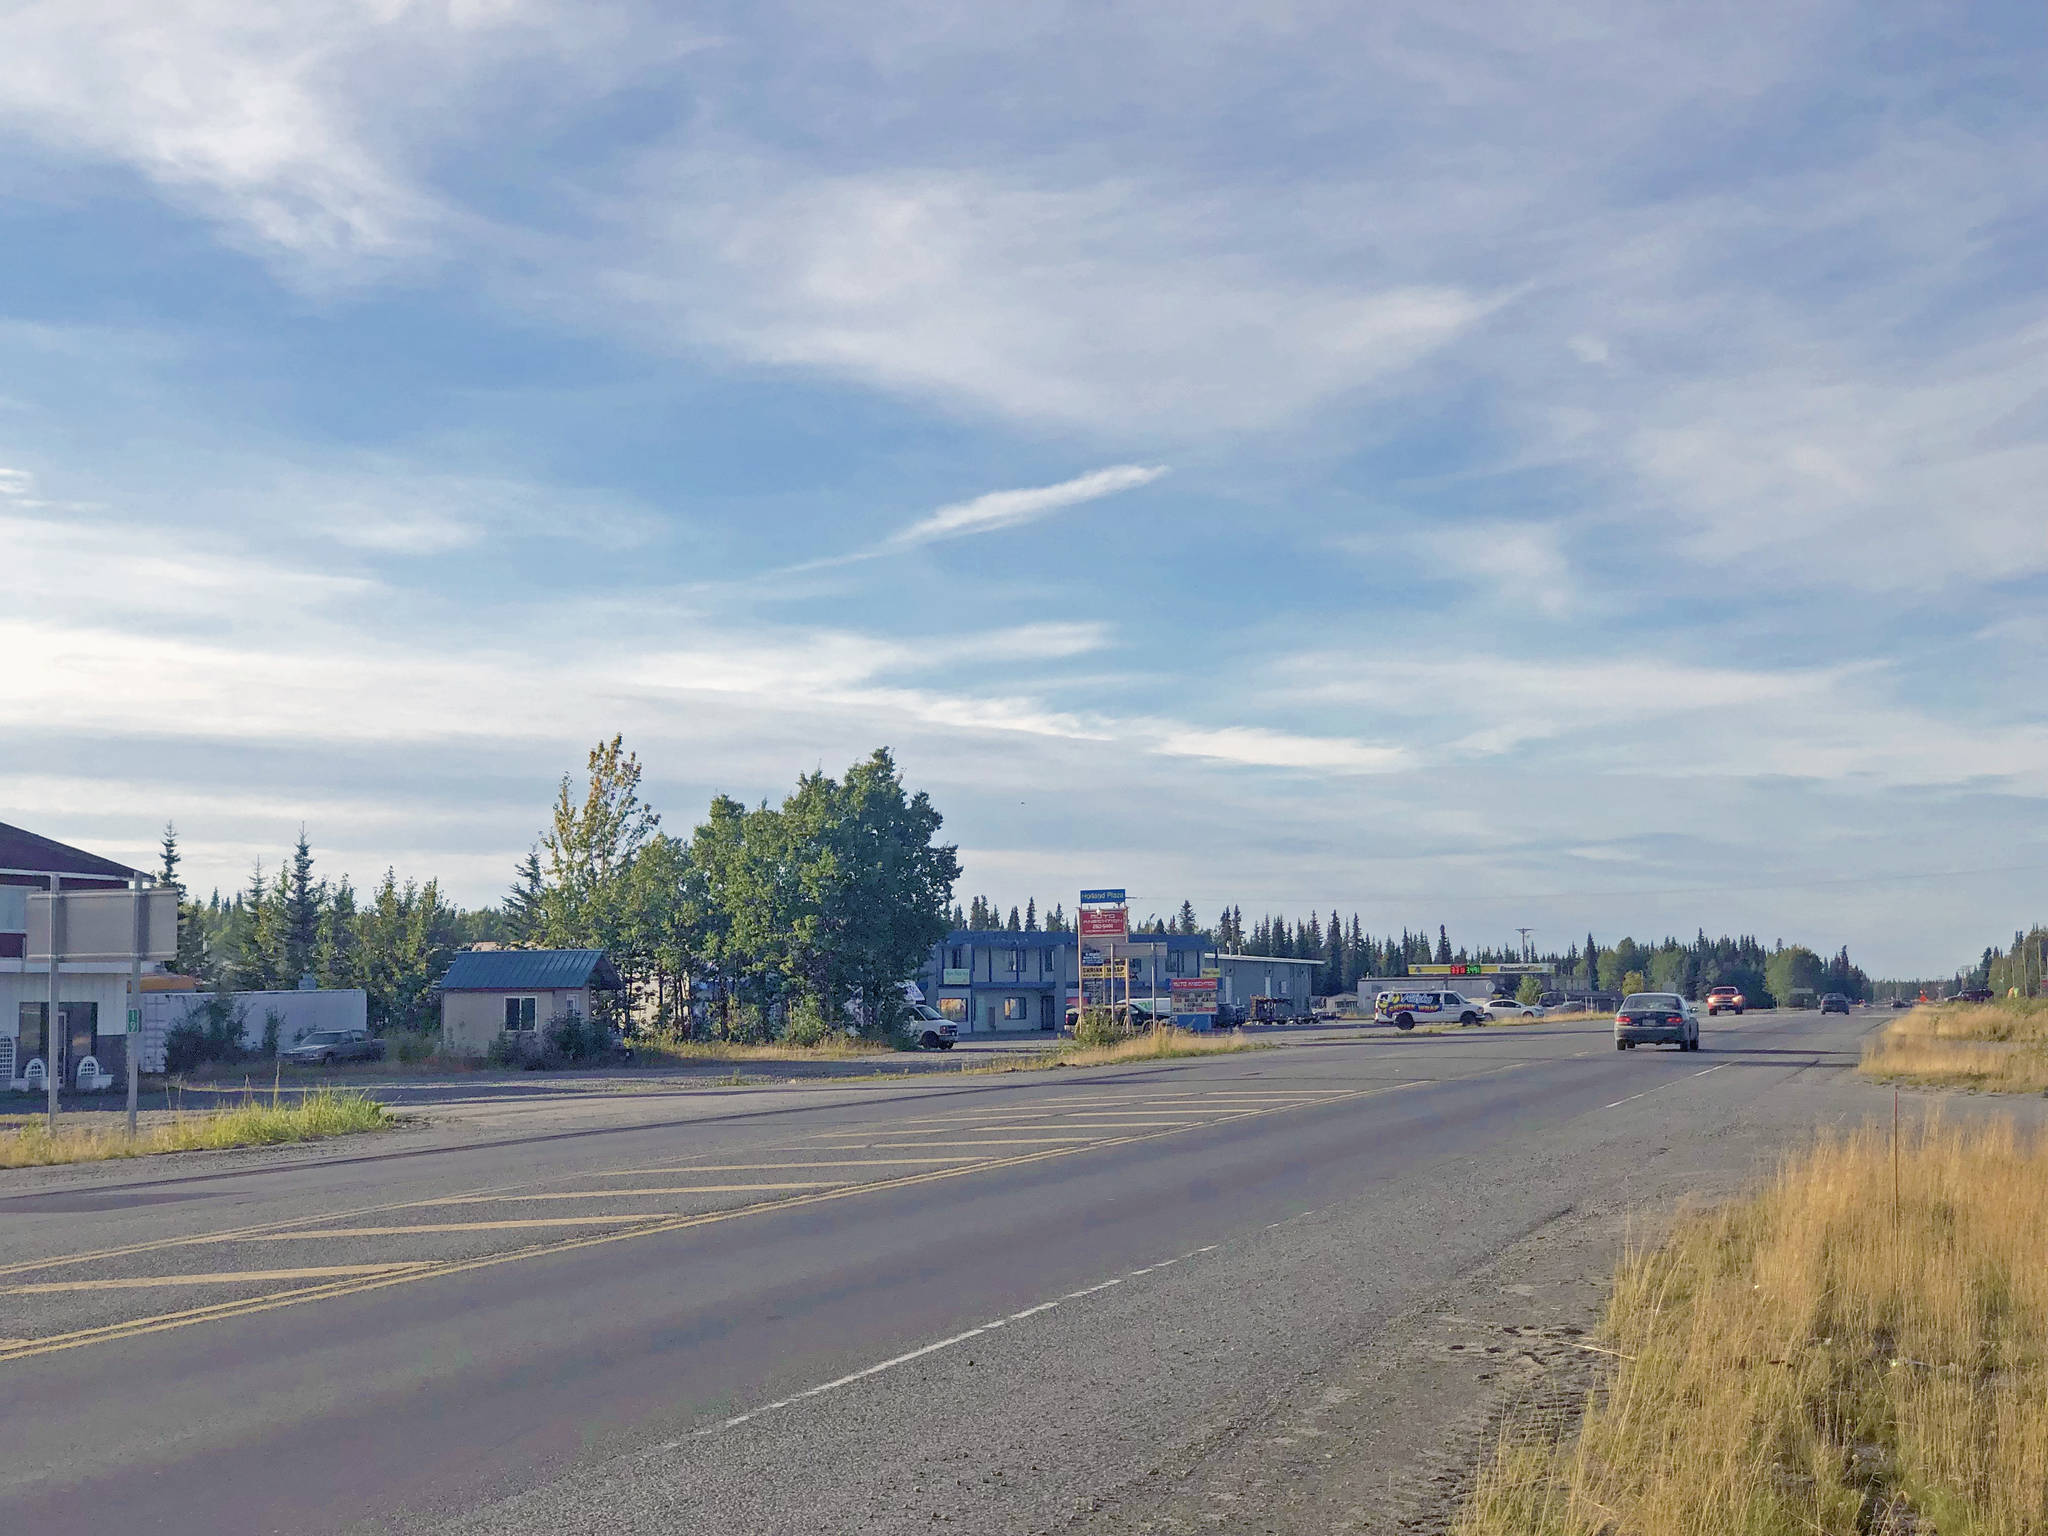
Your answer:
[812,1138,1110,1147]
[413,1183,851,1205]
[249,1217,673,1238]
[3,1264,430,1295]
[0,1078,1440,1365]
[581,1160,990,1173]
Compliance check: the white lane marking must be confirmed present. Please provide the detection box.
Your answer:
[414,1184,850,1205]
[583,1161,987,1174]
[1602,1062,1727,1110]
[692,1243,1224,1436]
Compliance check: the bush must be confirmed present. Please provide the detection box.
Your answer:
[260,1010,284,1056]
[387,1029,441,1064]
[163,995,249,1074]
[485,1031,529,1068]
[545,1007,600,1062]
[782,995,835,1048]
[1073,1008,1124,1048]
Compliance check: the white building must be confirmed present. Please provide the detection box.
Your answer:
[2,822,177,1092]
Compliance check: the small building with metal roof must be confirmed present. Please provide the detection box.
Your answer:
[438,948,622,1055]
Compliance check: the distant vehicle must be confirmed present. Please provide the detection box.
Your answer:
[1889,998,1911,1010]
[1784,987,1820,1010]
[1819,993,1851,1015]
[1956,987,1995,1004]
[1248,995,1303,1024]
[1704,985,1746,1016]
[905,1003,958,1050]
[1374,990,1485,1030]
[1614,992,1698,1052]
[281,1029,384,1066]
[1483,997,1545,1020]
[1212,1001,1245,1029]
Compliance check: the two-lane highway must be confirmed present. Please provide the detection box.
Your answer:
[0,1008,1912,1533]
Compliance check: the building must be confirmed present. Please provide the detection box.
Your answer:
[438,948,623,1056]
[2,822,176,1092]
[1213,952,1322,1019]
[919,930,1076,1033]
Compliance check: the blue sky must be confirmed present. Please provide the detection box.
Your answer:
[2,2,2043,975]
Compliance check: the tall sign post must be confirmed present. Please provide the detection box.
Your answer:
[45,875,61,1131]
[1078,889,1128,1028]
[128,876,146,1136]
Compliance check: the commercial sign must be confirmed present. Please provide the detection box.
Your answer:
[1079,906,1128,938]
[941,968,970,986]
[1078,888,1126,906]
[1081,960,1134,980]
[1410,962,1552,977]
[1170,978,1218,1014]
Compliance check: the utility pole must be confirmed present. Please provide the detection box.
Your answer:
[1516,927,1535,962]
[46,874,61,1131]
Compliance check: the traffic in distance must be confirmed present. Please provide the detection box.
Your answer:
[1370,985,1869,1051]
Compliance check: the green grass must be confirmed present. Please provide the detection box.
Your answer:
[0,1089,394,1168]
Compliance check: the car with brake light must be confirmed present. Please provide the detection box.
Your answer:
[1614,992,1699,1051]
[1704,984,1745,1016]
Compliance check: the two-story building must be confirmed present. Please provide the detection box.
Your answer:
[919,930,1076,1034]
[2,822,175,1091]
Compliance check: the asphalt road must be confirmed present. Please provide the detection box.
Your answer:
[0,1006,1986,1534]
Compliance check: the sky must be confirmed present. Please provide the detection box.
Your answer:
[2,2,2043,976]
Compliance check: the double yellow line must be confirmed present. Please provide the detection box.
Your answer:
[0,1081,1422,1366]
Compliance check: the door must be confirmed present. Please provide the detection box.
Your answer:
[65,1002,98,1078]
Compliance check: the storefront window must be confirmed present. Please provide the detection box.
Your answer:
[936,997,967,1022]
[1003,996,1027,1021]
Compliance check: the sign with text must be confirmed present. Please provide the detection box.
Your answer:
[1410,962,1553,977]
[1081,960,1134,980]
[1079,906,1128,938]
[1078,888,1126,906]
[1170,978,1218,1014]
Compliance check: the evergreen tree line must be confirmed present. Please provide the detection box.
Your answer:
[940,893,1869,1006]
[163,740,961,1044]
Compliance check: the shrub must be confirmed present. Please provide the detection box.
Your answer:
[260,1010,284,1056]
[545,1007,600,1062]
[387,1029,441,1064]
[485,1031,529,1068]
[1073,1008,1124,1048]
[782,995,835,1048]
[163,994,249,1074]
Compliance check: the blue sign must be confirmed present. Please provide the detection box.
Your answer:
[1079,888,1127,905]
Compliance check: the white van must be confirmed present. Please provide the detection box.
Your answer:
[1374,990,1486,1029]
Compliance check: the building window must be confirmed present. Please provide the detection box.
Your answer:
[18,1002,46,1056]
[503,996,538,1031]
[1003,996,1027,1021]
[1006,949,1022,976]
[936,997,967,1022]
[948,947,963,970]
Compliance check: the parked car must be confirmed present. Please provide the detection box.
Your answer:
[1614,993,1698,1051]
[905,1003,957,1050]
[1890,998,1911,1010]
[280,1029,384,1066]
[1483,997,1545,1020]
[1956,987,1995,1004]
[1704,984,1746,1016]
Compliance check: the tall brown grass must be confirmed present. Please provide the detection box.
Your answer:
[1861,999,2048,1094]
[1459,1120,2048,1535]
[0,1089,393,1168]
[971,1025,1264,1073]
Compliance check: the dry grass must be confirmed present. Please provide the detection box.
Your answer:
[1861,1000,2048,1094]
[970,1025,1266,1073]
[1458,1119,2048,1536]
[631,1035,898,1065]
[0,1089,394,1168]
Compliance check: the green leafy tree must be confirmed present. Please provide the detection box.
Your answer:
[540,735,660,953]
[357,870,457,1032]
[1766,945,1826,1005]
[1515,975,1543,1005]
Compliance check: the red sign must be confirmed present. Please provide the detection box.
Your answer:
[1079,907,1127,938]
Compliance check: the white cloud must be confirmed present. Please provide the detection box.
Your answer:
[890,465,1166,548]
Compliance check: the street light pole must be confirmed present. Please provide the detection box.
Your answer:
[128,876,145,1137]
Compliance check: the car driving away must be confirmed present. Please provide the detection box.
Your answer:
[1614,992,1698,1051]
[279,1029,384,1066]
[1704,984,1745,1015]
[1819,993,1851,1015]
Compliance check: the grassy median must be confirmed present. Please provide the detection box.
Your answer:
[1861,998,2048,1094]
[1459,1119,2048,1536]
[0,1089,394,1168]
[974,1025,1267,1073]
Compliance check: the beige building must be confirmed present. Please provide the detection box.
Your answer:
[438,948,622,1056]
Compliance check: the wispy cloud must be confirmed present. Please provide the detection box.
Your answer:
[777,465,1166,575]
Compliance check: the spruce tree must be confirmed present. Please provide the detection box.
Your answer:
[1024,898,1038,932]
[505,849,545,945]
[1007,905,1022,932]
[1435,925,1453,964]
[285,828,321,983]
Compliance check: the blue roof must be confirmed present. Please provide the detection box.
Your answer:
[942,929,1076,948]
[439,949,621,992]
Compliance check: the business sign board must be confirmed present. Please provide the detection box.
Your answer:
[1170,978,1218,1014]
[942,968,970,986]
[1078,889,1126,906]
[1411,962,1553,977]
[1079,906,1128,938]
[1081,961,1133,980]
